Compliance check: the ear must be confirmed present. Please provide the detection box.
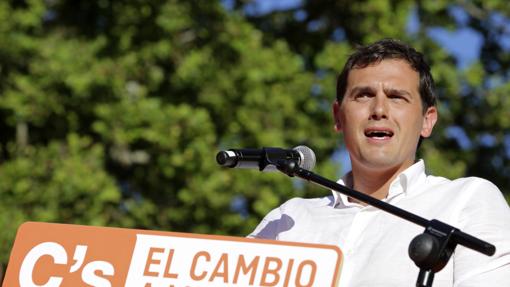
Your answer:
[420,106,438,138]
[332,100,343,132]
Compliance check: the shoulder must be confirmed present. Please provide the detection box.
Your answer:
[425,174,509,223]
[429,175,507,208]
[425,174,502,198]
[247,196,335,240]
[426,174,494,186]
[278,196,336,212]
[405,174,508,223]
[262,195,336,220]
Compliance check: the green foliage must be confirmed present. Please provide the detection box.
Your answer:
[1,0,510,275]
[0,134,120,262]
[0,0,333,268]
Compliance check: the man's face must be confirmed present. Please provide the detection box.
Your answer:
[333,59,437,172]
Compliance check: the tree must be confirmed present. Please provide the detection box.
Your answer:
[0,0,337,269]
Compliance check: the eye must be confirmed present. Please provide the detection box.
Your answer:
[355,93,372,101]
[389,94,408,102]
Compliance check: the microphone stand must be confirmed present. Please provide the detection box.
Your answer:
[274,160,495,287]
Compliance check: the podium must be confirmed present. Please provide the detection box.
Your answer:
[3,222,342,287]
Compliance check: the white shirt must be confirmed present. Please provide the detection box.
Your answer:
[248,160,510,287]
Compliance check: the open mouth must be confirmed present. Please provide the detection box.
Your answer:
[365,129,394,139]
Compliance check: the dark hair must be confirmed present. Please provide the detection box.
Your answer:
[336,39,436,113]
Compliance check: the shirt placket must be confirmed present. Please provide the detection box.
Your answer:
[339,207,378,286]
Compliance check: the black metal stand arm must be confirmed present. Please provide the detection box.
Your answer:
[276,160,495,287]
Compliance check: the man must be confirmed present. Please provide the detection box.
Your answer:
[248,39,510,286]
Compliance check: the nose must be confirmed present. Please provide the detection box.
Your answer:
[370,93,388,120]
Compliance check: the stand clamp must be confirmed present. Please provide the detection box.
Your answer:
[409,220,458,287]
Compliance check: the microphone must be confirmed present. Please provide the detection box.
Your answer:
[216,145,316,171]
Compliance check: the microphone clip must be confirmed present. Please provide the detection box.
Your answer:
[261,148,300,173]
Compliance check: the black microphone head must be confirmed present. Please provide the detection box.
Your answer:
[216,150,237,167]
[293,145,316,170]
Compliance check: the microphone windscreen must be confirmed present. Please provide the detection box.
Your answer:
[294,145,316,170]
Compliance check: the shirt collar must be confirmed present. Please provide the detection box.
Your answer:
[332,159,427,208]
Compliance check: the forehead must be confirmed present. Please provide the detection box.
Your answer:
[346,59,420,93]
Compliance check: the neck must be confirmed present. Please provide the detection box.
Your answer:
[349,162,412,204]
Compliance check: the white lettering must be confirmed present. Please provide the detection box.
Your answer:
[81,261,114,287]
[19,242,67,287]
[70,245,87,273]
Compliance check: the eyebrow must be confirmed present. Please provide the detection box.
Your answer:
[383,88,412,97]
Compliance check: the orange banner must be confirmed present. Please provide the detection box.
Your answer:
[3,222,342,287]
